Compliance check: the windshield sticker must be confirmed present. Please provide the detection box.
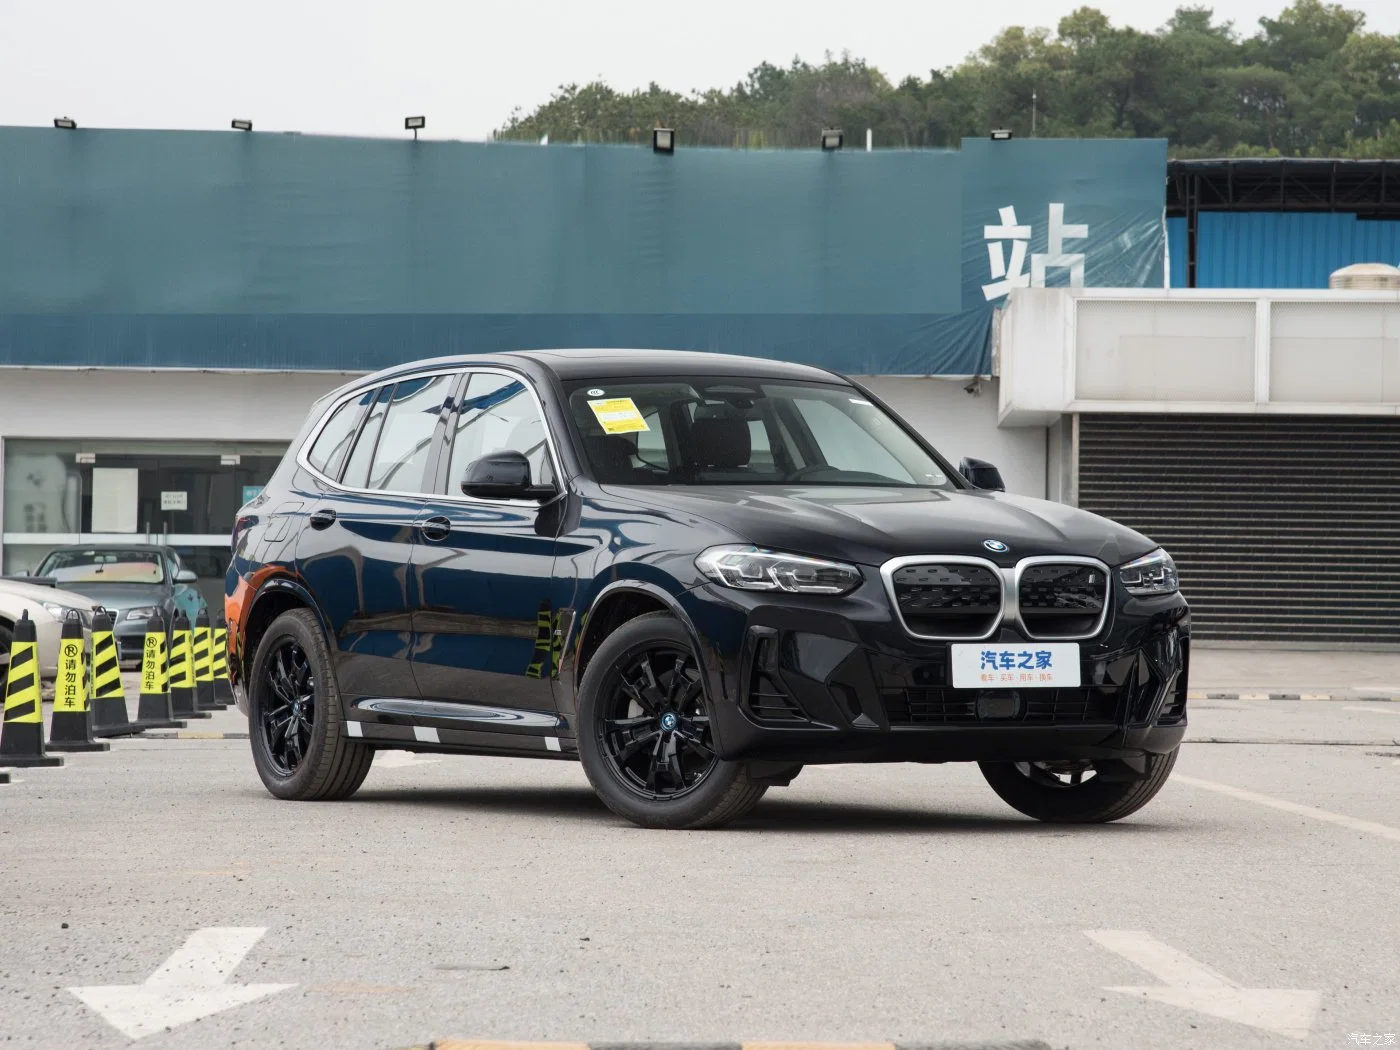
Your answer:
[586,387,605,397]
[588,397,650,435]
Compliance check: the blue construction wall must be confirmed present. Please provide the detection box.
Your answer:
[0,128,1166,375]
[1177,212,1400,289]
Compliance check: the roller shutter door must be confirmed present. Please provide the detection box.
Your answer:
[1077,414,1400,645]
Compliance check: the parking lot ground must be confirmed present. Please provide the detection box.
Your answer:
[1189,648,1400,699]
[2,698,1398,1050]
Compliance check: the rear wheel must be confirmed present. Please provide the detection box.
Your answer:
[577,613,766,829]
[248,608,373,800]
[979,748,1179,823]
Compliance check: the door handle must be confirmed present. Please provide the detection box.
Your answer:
[308,508,337,530]
[418,515,452,542]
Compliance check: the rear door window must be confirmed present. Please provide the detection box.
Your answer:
[340,386,392,489]
[364,375,456,493]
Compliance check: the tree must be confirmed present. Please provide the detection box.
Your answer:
[492,1,1400,159]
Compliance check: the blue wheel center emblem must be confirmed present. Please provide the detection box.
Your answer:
[660,712,679,731]
[983,539,1009,553]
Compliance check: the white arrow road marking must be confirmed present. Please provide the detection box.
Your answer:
[1086,930,1319,1041]
[68,927,294,1039]
[375,749,441,769]
[1175,774,1400,843]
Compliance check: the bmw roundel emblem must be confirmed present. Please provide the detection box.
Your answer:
[983,539,1009,553]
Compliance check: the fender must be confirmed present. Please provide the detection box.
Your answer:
[240,573,336,670]
[567,578,727,730]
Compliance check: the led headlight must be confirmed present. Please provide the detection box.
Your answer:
[1117,548,1179,596]
[695,545,862,595]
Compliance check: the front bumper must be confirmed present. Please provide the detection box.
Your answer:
[682,582,1189,766]
[113,619,152,664]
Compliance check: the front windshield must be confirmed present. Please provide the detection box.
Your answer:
[566,377,956,488]
[36,549,166,585]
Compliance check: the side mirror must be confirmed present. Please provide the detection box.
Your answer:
[174,568,198,584]
[462,450,556,502]
[959,457,1006,492]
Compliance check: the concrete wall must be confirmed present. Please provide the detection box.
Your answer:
[859,376,1047,499]
[0,368,356,441]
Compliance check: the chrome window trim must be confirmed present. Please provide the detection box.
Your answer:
[880,553,1113,643]
[295,366,567,510]
[879,555,1005,642]
[1010,555,1113,642]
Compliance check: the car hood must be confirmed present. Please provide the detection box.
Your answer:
[600,484,1158,567]
[47,582,167,609]
[0,578,103,610]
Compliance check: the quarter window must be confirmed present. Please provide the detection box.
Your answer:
[306,391,371,479]
[445,372,555,495]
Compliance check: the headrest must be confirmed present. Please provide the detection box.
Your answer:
[586,434,639,481]
[690,415,751,469]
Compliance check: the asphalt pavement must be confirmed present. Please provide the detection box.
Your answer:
[2,689,1398,1050]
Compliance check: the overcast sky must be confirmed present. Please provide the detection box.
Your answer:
[4,0,1400,142]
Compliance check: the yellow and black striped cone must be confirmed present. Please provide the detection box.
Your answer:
[0,612,63,767]
[167,612,209,719]
[90,610,142,738]
[192,610,223,712]
[134,616,183,729]
[212,618,234,704]
[49,611,109,752]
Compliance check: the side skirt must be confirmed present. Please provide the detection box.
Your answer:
[346,697,577,759]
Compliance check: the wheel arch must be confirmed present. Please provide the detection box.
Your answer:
[238,576,333,685]
[569,580,722,711]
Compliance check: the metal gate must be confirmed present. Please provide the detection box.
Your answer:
[1076,414,1400,646]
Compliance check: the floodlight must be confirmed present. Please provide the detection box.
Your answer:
[990,129,1014,141]
[54,117,77,130]
[652,127,674,154]
[820,129,843,151]
[231,119,253,132]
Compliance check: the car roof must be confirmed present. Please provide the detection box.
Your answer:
[328,349,848,401]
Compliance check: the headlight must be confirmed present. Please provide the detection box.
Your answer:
[1117,548,1179,596]
[123,606,160,621]
[695,545,862,595]
[41,602,79,622]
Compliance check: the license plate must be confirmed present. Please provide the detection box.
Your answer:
[950,642,1081,689]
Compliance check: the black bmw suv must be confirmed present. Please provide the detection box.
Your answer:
[227,350,1188,829]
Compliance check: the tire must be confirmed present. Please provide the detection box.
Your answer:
[577,612,766,829]
[248,608,373,801]
[0,622,12,678]
[979,747,1180,823]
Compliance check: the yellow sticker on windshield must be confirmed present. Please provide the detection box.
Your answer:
[587,397,650,435]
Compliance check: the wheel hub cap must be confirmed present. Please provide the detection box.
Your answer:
[659,711,678,732]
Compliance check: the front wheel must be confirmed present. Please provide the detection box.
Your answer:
[248,608,373,801]
[979,748,1179,823]
[576,613,766,829]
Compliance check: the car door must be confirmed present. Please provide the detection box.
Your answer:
[295,373,456,702]
[409,369,564,717]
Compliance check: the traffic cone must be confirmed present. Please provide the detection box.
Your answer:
[49,611,109,752]
[134,616,183,730]
[192,610,224,712]
[212,618,234,705]
[90,610,142,738]
[167,612,209,719]
[0,612,63,767]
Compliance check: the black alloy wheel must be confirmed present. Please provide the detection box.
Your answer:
[979,747,1180,823]
[260,639,315,776]
[248,608,373,801]
[576,612,767,829]
[597,643,717,800]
